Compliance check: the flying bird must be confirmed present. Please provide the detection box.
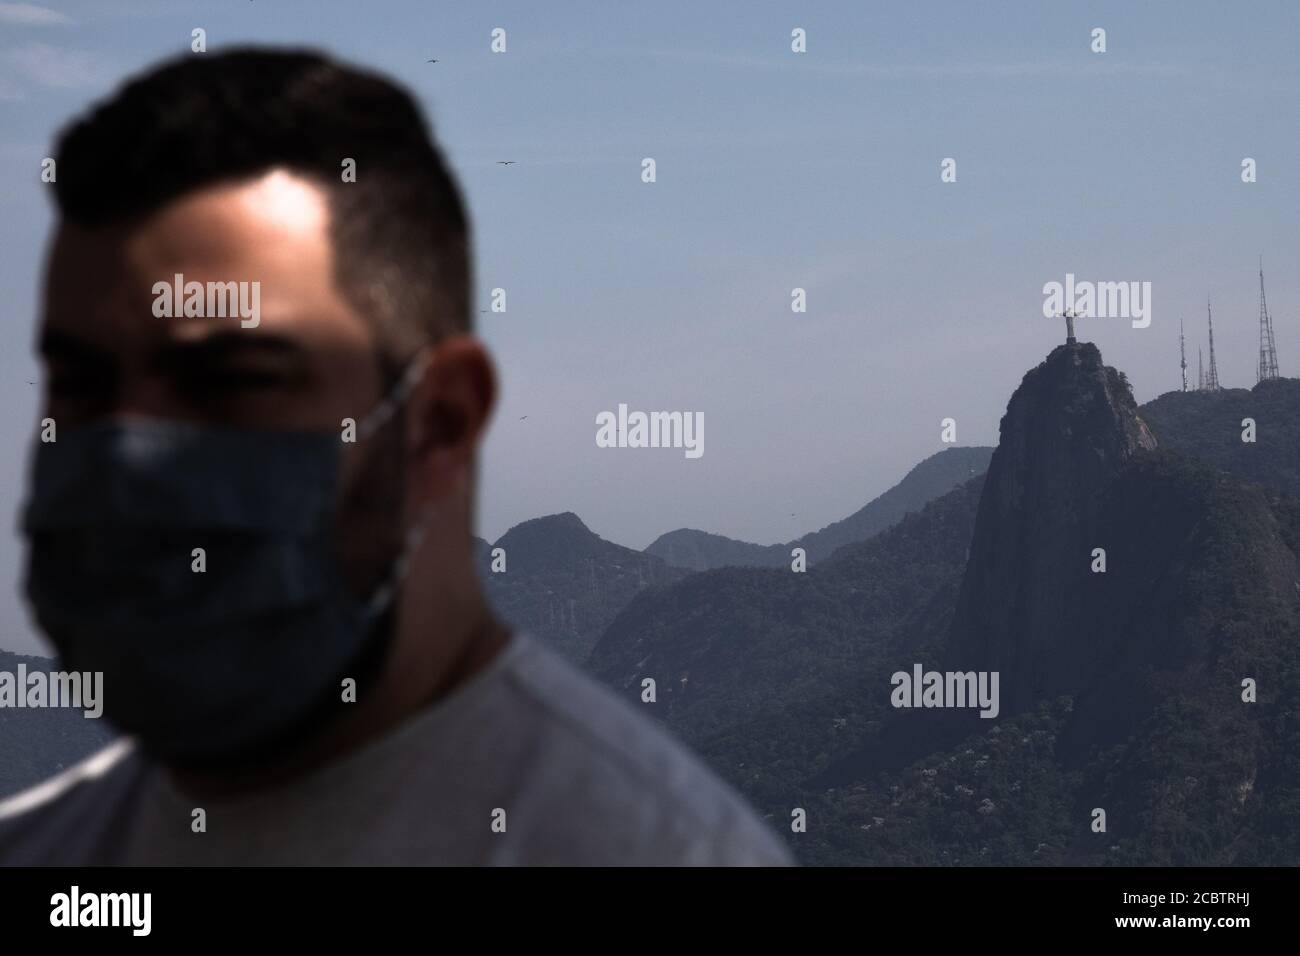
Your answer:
[519,416,528,421]
[497,161,516,165]
[426,59,438,63]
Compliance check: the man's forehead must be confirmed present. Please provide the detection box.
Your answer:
[126,170,332,260]
[51,169,334,283]
[44,170,368,347]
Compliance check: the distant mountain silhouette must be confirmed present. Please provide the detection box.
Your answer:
[591,343,1300,865]
[591,474,983,816]
[643,528,775,572]
[477,512,687,663]
[475,449,994,664]
[0,649,115,798]
[644,446,993,570]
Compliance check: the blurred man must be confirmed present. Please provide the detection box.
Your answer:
[0,49,790,866]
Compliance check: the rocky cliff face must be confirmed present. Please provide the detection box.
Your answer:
[945,343,1158,715]
[945,343,1300,766]
[814,344,1300,863]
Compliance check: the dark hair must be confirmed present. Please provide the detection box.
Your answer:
[53,47,472,369]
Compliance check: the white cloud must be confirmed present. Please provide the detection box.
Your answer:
[2,42,113,91]
[0,3,74,26]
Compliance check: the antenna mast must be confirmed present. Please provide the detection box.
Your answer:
[1206,298,1220,391]
[1198,348,1204,391]
[1179,317,1187,392]
[1258,258,1280,382]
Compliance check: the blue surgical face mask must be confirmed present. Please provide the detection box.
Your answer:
[20,356,429,765]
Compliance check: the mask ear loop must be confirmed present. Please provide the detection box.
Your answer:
[354,351,430,444]
[364,504,434,619]
[351,349,435,620]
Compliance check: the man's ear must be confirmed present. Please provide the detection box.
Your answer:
[404,336,497,502]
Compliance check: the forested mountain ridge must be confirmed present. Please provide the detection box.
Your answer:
[0,649,115,798]
[1140,377,1300,500]
[476,512,687,663]
[644,446,993,571]
[591,475,986,812]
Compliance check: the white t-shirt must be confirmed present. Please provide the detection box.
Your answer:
[0,633,792,866]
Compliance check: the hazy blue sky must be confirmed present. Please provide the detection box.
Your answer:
[1,1,1298,654]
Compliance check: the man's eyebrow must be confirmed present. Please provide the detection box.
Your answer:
[156,331,312,369]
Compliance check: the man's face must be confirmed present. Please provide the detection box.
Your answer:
[38,169,403,594]
[42,169,380,433]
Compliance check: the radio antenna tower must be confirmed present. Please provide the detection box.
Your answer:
[1205,298,1221,391]
[1258,258,1280,382]
[1198,348,1204,391]
[1179,318,1188,392]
